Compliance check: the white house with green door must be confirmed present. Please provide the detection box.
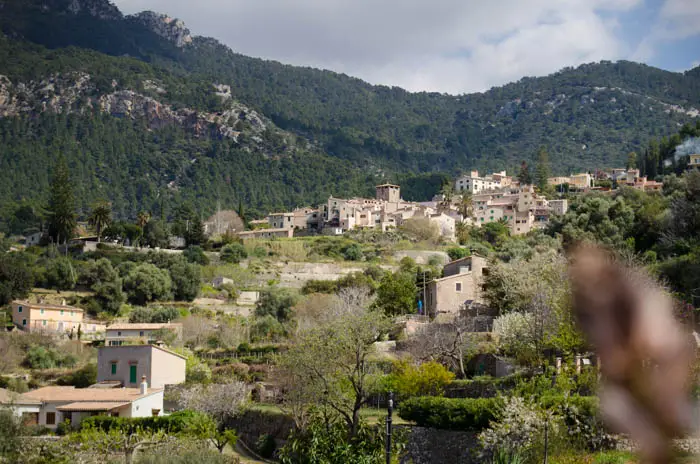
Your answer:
[96,345,186,389]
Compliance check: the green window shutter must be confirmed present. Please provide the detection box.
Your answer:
[111,363,117,375]
[129,365,137,383]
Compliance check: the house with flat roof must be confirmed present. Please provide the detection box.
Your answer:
[9,381,164,429]
[105,323,182,346]
[10,300,105,336]
[97,344,186,389]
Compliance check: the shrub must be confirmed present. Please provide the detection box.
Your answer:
[25,346,76,369]
[56,363,97,388]
[169,261,201,301]
[256,433,277,459]
[80,410,204,434]
[447,247,469,261]
[384,360,455,398]
[183,246,209,265]
[398,396,502,431]
[220,243,247,264]
[301,279,338,295]
[123,263,172,305]
[342,243,363,261]
[255,288,298,322]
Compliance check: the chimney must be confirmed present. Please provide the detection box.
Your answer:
[140,376,148,395]
[61,299,66,306]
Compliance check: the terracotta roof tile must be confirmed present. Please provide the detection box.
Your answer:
[106,323,182,331]
[20,386,162,403]
[56,401,130,411]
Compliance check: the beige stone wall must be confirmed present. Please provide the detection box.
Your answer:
[97,346,153,387]
[150,347,186,388]
[12,302,83,332]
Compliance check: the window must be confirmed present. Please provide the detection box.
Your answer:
[117,331,122,336]
[60,310,64,315]
[456,282,462,292]
[22,319,26,326]
[43,320,47,326]
[129,365,138,384]
[71,311,74,316]
[139,331,145,337]
[40,309,44,314]
[17,306,22,313]
[45,412,56,425]
[111,362,117,375]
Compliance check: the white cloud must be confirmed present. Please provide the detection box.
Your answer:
[632,0,700,62]
[112,0,642,93]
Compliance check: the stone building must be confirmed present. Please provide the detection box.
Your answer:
[425,255,488,319]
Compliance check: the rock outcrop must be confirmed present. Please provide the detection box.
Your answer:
[63,0,122,20]
[0,73,276,149]
[131,11,192,47]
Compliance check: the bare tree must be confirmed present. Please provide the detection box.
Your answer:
[404,316,478,378]
[177,382,250,424]
[278,289,391,437]
[181,315,216,348]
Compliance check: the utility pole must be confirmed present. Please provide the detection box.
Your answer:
[386,391,393,464]
[422,270,427,319]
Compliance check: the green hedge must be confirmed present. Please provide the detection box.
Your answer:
[398,395,599,431]
[80,410,203,434]
[398,397,503,431]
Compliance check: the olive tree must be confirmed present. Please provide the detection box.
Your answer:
[279,291,392,436]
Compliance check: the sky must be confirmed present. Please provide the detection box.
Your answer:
[112,0,700,95]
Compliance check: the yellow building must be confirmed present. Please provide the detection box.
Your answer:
[689,154,700,168]
[12,300,85,333]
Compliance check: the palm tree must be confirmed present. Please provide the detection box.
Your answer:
[136,211,151,228]
[439,184,454,213]
[458,192,474,222]
[88,202,112,242]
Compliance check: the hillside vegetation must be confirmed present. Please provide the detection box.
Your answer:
[0,0,699,221]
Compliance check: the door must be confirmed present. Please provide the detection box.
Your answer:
[129,365,137,384]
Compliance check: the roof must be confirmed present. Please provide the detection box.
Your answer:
[12,300,83,312]
[57,401,130,411]
[98,344,188,360]
[0,387,41,405]
[375,183,400,188]
[20,386,162,403]
[89,381,123,389]
[107,323,182,331]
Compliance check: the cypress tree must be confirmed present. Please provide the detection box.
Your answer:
[47,157,76,245]
[535,146,551,191]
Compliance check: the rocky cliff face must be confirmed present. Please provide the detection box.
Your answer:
[65,0,121,19]
[131,11,192,47]
[0,73,279,150]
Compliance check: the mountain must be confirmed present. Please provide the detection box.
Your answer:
[0,0,699,225]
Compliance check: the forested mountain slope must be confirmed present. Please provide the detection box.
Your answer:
[0,0,699,222]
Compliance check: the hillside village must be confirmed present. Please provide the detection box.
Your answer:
[4,144,700,462]
[3,1,700,463]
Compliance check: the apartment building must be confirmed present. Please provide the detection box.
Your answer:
[455,170,512,194]
[11,300,105,335]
